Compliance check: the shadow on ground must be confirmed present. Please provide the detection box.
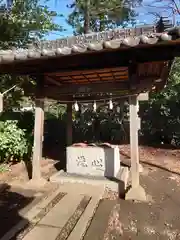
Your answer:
[0,183,33,239]
[43,143,67,172]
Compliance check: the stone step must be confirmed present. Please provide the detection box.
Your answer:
[50,171,118,192]
[58,182,105,197]
[22,189,103,240]
[0,183,104,240]
[22,193,84,240]
[22,226,60,240]
[39,193,83,228]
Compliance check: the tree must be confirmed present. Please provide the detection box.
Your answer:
[0,0,64,162]
[142,0,180,24]
[0,0,62,110]
[0,0,61,48]
[67,0,142,34]
[139,58,180,146]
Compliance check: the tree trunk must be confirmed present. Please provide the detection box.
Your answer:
[84,0,90,33]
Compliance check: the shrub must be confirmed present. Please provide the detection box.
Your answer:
[0,120,32,162]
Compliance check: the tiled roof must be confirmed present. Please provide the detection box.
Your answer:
[0,25,180,64]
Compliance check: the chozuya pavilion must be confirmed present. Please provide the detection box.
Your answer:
[0,19,180,201]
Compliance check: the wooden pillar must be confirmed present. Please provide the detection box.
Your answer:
[66,103,73,146]
[32,99,44,180]
[125,95,146,201]
[129,95,140,187]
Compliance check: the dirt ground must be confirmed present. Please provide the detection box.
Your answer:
[84,165,180,240]
[119,167,180,239]
[1,144,180,184]
[120,144,180,175]
[0,158,57,184]
[0,159,58,239]
[1,145,180,239]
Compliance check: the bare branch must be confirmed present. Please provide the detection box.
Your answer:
[143,0,180,16]
[171,0,180,14]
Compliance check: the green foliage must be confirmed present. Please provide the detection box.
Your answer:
[139,58,180,146]
[0,75,30,111]
[0,0,63,111]
[0,163,10,173]
[67,0,142,34]
[45,102,67,119]
[0,0,61,48]
[72,101,129,143]
[43,103,68,148]
[0,120,31,162]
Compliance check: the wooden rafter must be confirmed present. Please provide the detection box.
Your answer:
[45,76,62,87]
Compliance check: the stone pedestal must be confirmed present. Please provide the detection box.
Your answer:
[66,146,120,178]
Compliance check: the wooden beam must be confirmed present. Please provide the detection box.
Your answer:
[24,75,158,101]
[44,82,129,96]
[45,76,62,87]
[66,103,73,146]
[128,61,139,90]
[156,60,173,90]
[42,93,130,102]
[0,44,176,75]
[32,99,44,180]
[35,75,45,98]
[46,66,128,77]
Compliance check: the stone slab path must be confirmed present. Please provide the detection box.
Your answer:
[0,183,104,240]
[0,182,58,239]
[2,165,180,240]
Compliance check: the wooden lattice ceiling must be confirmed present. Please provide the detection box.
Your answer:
[45,61,168,86]
[31,60,171,101]
[46,67,129,85]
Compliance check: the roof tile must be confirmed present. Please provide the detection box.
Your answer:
[0,25,180,64]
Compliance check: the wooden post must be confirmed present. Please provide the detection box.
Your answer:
[129,95,140,187]
[67,103,73,146]
[32,99,44,181]
[125,95,146,201]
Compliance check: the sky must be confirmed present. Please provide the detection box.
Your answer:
[42,0,180,40]
[41,0,74,39]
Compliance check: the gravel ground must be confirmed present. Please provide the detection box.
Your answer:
[84,165,180,240]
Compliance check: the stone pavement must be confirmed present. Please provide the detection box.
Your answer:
[2,165,180,240]
[0,183,104,240]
